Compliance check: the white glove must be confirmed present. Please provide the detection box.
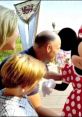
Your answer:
[42,79,56,97]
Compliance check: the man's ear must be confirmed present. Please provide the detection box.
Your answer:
[47,43,52,53]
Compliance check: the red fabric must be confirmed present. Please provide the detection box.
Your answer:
[78,26,82,38]
[61,64,82,117]
[79,28,82,34]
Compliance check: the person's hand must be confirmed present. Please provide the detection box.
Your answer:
[42,79,56,97]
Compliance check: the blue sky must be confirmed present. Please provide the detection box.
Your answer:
[0,1,82,34]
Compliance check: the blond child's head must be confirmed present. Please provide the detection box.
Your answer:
[0,54,46,90]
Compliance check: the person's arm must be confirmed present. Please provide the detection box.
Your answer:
[28,93,58,117]
[42,80,69,96]
[44,71,62,81]
[44,64,62,81]
[28,93,41,108]
[55,82,69,91]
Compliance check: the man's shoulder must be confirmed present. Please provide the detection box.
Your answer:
[20,46,36,57]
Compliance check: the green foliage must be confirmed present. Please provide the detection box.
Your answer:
[0,37,23,62]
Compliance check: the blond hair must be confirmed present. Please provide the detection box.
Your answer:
[0,5,18,48]
[1,54,46,88]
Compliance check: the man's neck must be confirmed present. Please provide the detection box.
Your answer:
[33,46,46,62]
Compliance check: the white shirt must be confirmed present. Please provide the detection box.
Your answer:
[0,90,38,116]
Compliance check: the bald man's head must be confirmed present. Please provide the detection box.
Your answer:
[33,30,61,62]
[34,30,60,47]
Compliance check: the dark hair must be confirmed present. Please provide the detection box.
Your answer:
[58,27,77,51]
[35,31,55,47]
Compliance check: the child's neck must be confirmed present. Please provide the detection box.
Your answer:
[2,87,23,97]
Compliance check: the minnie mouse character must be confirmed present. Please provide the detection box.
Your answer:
[42,27,82,117]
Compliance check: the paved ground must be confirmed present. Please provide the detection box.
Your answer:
[39,79,73,116]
